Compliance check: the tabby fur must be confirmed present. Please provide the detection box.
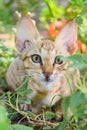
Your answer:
[6,15,79,114]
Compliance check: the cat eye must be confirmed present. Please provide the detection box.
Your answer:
[54,57,63,65]
[31,54,41,63]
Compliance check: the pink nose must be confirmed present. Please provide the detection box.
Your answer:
[43,72,52,79]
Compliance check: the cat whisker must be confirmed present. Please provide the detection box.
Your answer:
[18,72,43,78]
[54,74,64,79]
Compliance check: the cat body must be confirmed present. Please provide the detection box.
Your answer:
[6,15,79,114]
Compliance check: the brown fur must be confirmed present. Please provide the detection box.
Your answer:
[6,15,79,114]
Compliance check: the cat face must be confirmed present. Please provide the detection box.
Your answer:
[22,39,66,84]
[15,15,78,87]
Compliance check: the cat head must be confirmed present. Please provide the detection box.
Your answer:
[16,15,78,88]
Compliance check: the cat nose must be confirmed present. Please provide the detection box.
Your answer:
[43,72,52,79]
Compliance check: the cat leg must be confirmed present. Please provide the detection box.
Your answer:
[52,99,63,122]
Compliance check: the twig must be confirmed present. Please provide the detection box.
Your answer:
[20,111,57,127]
[1,93,57,127]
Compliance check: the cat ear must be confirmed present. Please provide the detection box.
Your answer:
[55,19,78,54]
[16,15,41,52]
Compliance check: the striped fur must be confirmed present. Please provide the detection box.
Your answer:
[6,16,79,114]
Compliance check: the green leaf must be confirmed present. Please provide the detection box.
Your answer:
[0,105,10,130]
[17,89,33,96]
[77,106,86,117]
[16,76,32,96]
[12,124,33,130]
[44,111,57,120]
[18,97,31,104]
[61,96,70,118]
[61,54,87,70]
[69,91,86,120]
[69,0,83,7]
[54,119,69,130]
[70,91,85,110]
[76,15,83,25]
[16,76,29,91]
[81,124,87,130]
[82,1,87,15]
[43,126,53,130]
[7,125,14,130]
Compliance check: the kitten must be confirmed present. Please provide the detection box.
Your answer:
[6,15,79,114]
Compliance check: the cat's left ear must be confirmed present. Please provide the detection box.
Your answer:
[16,15,42,52]
[55,19,78,54]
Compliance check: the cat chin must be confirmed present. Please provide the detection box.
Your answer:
[39,78,55,91]
[41,84,53,92]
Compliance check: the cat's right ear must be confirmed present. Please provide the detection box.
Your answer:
[16,15,41,52]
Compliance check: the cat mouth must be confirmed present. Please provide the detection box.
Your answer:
[41,77,54,83]
[45,77,51,82]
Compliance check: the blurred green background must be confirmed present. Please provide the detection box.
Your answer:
[0,0,67,32]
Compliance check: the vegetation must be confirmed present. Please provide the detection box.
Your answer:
[0,0,87,130]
